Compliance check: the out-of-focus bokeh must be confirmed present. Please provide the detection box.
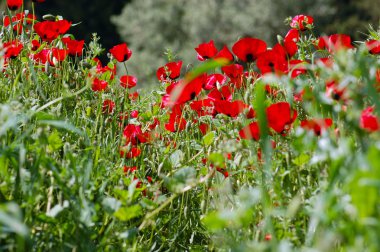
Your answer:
[20,0,380,85]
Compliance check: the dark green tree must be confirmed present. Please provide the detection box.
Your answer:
[111,0,336,85]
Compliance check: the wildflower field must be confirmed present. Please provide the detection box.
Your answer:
[1,1,380,251]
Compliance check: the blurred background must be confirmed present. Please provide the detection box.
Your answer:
[20,0,380,85]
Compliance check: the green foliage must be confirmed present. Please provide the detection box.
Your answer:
[1,2,380,251]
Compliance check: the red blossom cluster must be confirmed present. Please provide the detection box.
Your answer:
[146,14,379,177]
[2,7,380,192]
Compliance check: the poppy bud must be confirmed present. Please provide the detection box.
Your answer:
[42,14,56,21]
[277,35,284,46]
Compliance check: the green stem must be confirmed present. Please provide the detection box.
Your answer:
[35,84,89,112]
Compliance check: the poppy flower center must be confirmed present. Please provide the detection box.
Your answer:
[246,53,254,62]
[280,124,291,134]
[190,92,197,100]
[332,92,341,100]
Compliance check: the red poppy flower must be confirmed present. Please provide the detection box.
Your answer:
[203,73,227,90]
[221,64,244,88]
[31,40,40,51]
[146,176,153,183]
[265,85,279,97]
[195,40,218,61]
[232,37,267,62]
[256,49,287,75]
[123,166,137,174]
[102,99,115,114]
[317,34,354,53]
[283,34,298,58]
[92,78,108,92]
[130,110,139,118]
[239,121,260,141]
[156,61,182,81]
[266,102,297,134]
[285,29,300,43]
[214,100,250,118]
[264,234,272,241]
[168,74,205,106]
[118,112,129,123]
[190,99,215,117]
[120,75,137,89]
[3,40,23,59]
[208,86,233,101]
[221,64,244,79]
[316,57,334,68]
[300,118,333,136]
[4,13,36,34]
[129,91,139,101]
[61,37,84,57]
[34,20,71,42]
[48,48,68,66]
[26,13,37,24]
[109,43,132,62]
[326,80,346,101]
[290,15,314,31]
[246,107,256,119]
[215,45,234,62]
[123,124,150,145]
[160,94,173,108]
[288,60,308,78]
[293,89,305,102]
[366,40,380,55]
[199,123,209,135]
[360,107,380,132]
[7,0,23,11]
[148,118,160,130]
[30,49,49,64]
[95,59,117,80]
[216,168,229,178]
[120,147,141,159]
[165,105,187,132]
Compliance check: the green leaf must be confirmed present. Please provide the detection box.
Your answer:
[114,204,143,222]
[140,198,158,210]
[293,153,310,166]
[38,120,85,136]
[0,203,29,236]
[185,58,229,82]
[200,167,208,176]
[170,149,184,168]
[102,197,122,214]
[208,153,225,168]
[0,156,9,180]
[350,170,378,219]
[202,131,215,147]
[165,166,196,193]
[46,201,69,218]
[119,228,138,241]
[47,130,63,152]
[202,212,227,231]
[34,111,56,121]
[367,145,380,173]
